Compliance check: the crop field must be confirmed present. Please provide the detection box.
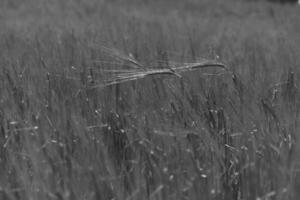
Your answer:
[0,0,300,199]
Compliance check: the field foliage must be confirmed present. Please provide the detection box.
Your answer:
[0,0,300,199]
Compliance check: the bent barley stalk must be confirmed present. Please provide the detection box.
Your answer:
[91,47,227,88]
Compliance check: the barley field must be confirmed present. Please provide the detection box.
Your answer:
[0,0,300,199]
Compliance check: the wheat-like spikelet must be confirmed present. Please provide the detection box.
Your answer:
[96,63,226,87]
[90,47,227,88]
[98,61,226,88]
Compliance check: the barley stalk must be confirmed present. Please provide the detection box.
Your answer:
[93,59,226,88]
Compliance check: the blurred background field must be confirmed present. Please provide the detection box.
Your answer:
[0,0,300,199]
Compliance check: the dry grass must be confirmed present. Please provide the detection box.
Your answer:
[0,0,300,200]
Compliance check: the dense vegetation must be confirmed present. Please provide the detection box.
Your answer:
[0,0,299,199]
